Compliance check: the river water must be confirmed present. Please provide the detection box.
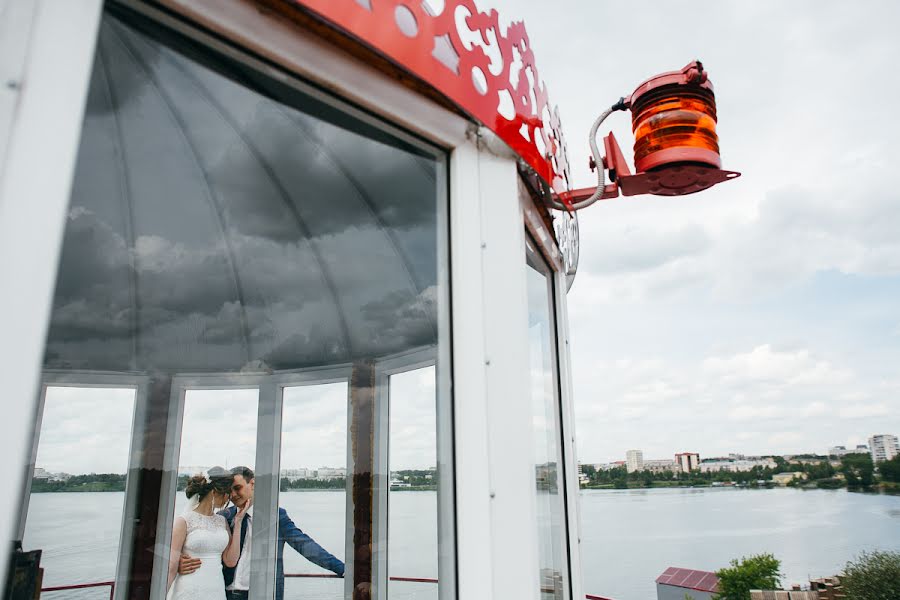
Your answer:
[22,488,900,600]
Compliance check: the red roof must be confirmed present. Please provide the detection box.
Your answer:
[656,567,720,593]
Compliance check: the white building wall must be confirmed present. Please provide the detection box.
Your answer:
[869,435,899,463]
[626,450,644,473]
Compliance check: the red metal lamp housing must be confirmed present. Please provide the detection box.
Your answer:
[557,61,740,210]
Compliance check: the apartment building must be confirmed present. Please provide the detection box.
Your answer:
[868,434,899,463]
[626,450,644,473]
[675,452,700,473]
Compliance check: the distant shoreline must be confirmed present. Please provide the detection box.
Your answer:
[580,483,900,495]
[30,486,439,493]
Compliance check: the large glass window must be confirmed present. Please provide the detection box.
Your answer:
[279,381,349,600]
[15,7,452,600]
[526,240,570,600]
[22,385,137,600]
[388,366,439,600]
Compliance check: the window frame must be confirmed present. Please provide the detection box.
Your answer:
[525,235,574,600]
[73,5,457,599]
[21,371,150,600]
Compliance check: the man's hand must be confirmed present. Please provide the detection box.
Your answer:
[178,554,201,575]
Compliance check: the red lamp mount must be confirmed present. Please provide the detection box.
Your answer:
[554,61,740,211]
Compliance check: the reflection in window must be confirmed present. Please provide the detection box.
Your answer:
[23,386,135,599]
[526,242,569,600]
[388,366,438,600]
[173,389,258,514]
[18,8,452,600]
[279,382,349,599]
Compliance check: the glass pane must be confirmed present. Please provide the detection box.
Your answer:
[20,7,452,600]
[169,389,258,597]
[526,244,568,600]
[279,382,348,599]
[388,367,438,600]
[173,389,258,513]
[23,386,135,600]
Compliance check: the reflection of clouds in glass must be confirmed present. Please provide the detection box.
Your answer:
[179,389,258,469]
[36,387,135,474]
[281,383,348,469]
[527,261,561,469]
[390,366,436,470]
[47,17,441,375]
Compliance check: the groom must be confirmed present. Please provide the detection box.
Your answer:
[179,466,344,600]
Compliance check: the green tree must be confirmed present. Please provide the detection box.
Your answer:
[714,553,782,600]
[842,550,900,600]
[878,455,900,483]
[841,454,875,487]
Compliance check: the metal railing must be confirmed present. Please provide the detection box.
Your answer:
[286,573,440,584]
[286,573,615,598]
[40,576,614,599]
[41,580,115,600]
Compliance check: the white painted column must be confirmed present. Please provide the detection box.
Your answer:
[556,270,585,600]
[0,0,103,590]
[450,132,541,600]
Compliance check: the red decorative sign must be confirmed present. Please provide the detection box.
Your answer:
[286,0,571,193]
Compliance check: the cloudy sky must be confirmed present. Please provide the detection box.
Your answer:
[38,371,436,474]
[34,2,900,474]
[480,0,900,462]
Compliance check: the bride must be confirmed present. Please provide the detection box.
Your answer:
[167,473,249,599]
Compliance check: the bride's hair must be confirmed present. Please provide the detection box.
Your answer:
[185,473,233,500]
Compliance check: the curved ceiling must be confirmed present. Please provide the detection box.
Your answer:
[44,15,442,374]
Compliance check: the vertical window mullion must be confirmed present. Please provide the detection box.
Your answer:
[249,379,282,600]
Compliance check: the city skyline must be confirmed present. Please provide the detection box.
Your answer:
[583,432,896,466]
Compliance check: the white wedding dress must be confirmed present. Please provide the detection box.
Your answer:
[168,511,230,600]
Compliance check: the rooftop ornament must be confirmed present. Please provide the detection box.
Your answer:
[279,4,737,217]
[282,0,571,193]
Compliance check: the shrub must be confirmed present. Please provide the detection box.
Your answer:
[815,478,843,489]
[841,454,874,487]
[842,550,900,600]
[714,553,781,600]
[878,455,900,483]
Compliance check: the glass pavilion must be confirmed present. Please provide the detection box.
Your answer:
[1,2,583,599]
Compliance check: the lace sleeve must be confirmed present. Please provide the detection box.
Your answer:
[216,514,229,533]
[180,512,196,534]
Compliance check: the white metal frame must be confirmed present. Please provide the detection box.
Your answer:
[19,371,149,600]
[267,366,355,600]
[3,2,584,599]
[555,267,585,600]
[372,346,440,599]
[522,183,585,600]
[151,372,263,600]
[150,367,356,600]
[0,0,104,590]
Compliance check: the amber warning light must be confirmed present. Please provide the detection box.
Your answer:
[553,60,740,211]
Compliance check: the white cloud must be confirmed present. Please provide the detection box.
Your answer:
[35,387,136,474]
[728,404,784,421]
[702,345,851,388]
[767,431,804,449]
[838,403,891,419]
[574,342,900,461]
[584,224,711,275]
[802,402,829,417]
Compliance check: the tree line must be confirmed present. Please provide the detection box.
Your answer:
[30,473,126,493]
[582,453,900,490]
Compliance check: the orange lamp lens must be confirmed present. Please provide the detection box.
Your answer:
[631,89,720,172]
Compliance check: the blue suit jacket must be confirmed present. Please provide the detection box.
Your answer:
[219,505,344,600]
